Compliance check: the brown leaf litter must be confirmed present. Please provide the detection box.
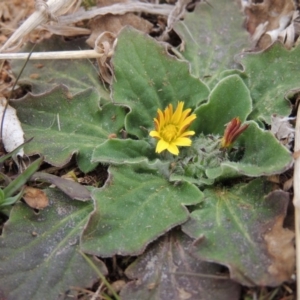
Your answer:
[243,0,299,49]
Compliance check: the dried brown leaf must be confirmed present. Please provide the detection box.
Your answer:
[264,215,295,283]
[271,114,295,149]
[283,176,293,191]
[93,31,117,84]
[23,186,49,209]
[243,0,296,49]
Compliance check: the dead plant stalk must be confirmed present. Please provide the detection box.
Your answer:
[293,104,300,300]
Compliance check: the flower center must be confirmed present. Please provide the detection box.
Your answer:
[161,124,178,142]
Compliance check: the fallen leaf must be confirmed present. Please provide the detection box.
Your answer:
[283,176,293,191]
[264,215,295,283]
[0,97,24,156]
[30,172,91,201]
[23,186,49,209]
[243,0,296,49]
[271,114,295,148]
[93,31,117,84]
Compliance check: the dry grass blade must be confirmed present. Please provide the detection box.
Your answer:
[58,2,173,24]
[0,0,79,52]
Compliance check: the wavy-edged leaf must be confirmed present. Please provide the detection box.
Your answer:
[81,165,203,257]
[11,36,109,99]
[92,139,156,164]
[191,75,252,135]
[10,86,126,172]
[112,27,210,139]
[174,0,250,86]
[238,42,299,123]
[206,121,293,179]
[182,178,295,286]
[0,188,107,300]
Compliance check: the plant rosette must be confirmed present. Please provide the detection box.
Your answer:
[81,29,294,259]
[92,28,293,186]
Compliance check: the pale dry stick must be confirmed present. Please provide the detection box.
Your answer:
[0,50,103,60]
[293,104,300,300]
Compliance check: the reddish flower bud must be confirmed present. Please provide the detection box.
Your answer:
[221,117,249,148]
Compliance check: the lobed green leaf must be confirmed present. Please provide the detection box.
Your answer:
[11,87,126,172]
[81,164,203,257]
[182,178,294,286]
[174,0,250,86]
[0,188,107,300]
[112,27,210,139]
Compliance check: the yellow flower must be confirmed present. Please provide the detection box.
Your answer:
[149,102,196,155]
[221,117,249,148]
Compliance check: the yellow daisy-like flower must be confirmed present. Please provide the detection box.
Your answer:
[149,102,196,155]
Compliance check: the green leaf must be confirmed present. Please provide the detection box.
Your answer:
[174,0,250,86]
[182,178,295,286]
[112,27,210,139]
[3,156,43,198]
[11,36,109,99]
[238,42,299,123]
[205,121,293,179]
[0,188,107,300]
[81,165,203,257]
[92,139,156,164]
[191,75,252,135]
[11,87,126,172]
[121,229,241,300]
[0,189,5,204]
[0,190,24,208]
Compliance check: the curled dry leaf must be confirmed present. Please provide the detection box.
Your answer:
[23,186,49,209]
[0,0,79,51]
[270,114,295,149]
[94,31,117,84]
[166,0,191,31]
[266,11,299,49]
[86,0,153,83]
[264,215,295,282]
[243,0,296,49]
[0,97,24,156]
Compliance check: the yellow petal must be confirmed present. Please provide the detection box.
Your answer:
[174,137,192,146]
[149,130,160,138]
[156,139,169,153]
[179,108,192,123]
[171,101,184,124]
[157,109,165,129]
[167,143,179,155]
[164,104,171,123]
[179,130,195,137]
[180,114,197,129]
